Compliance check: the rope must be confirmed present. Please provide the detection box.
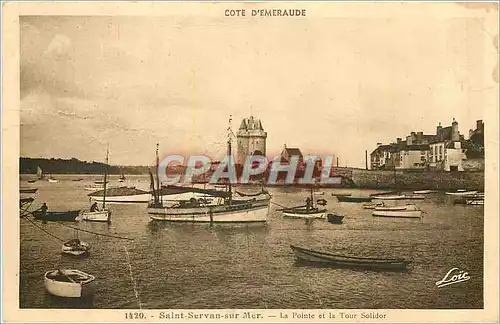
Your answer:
[56,223,134,241]
[21,216,65,242]
[124,245,142,309]
[270,201,288,209]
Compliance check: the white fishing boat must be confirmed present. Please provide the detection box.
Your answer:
[81,147,111,223]
[61,238,90,257]
[445,190,478,196]
[372,209,423,219]
[413,190,437,194]
[147,124,270,224]
[373,195,406,200]
[48,178,59,183]
[374,204,418,211]
[44,269,95,298]
[313,191,325,196]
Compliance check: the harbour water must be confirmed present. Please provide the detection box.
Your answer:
[19,175,483,309]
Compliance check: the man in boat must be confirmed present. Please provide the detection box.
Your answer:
[39,202,48,214]
[305,197,312,211]
[90,202,100,212]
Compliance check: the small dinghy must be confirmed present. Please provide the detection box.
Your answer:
[445,190,478,196]
[326,213,344,224]
[331,193,351,197]
[290,245,411,271]
[33,210,80,221]
[362,202,385,209]
[336,195,372,202]
[283,207,327,219]
[372,209,423,219]
[313,191,325,196]
[374,204,418,211]
[373,195,406,200]
[61,238,90,257]
[48,178,59,183]
[20,188,38,194]
[403,195,425,200]
[27,179,37,183]
[44,269,95,298]
[413,190,437,194]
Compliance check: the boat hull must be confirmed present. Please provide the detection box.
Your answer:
[148,203,269,223]
[80,210,111,222]
[374,204,418,211]
[336,196,372,202]
[282,209,327,219]
[372,210,422,218]
[326,214,344,224]
[44,270,95,298]
[33,210,80,221]
[413,190,437,194]
[373,195,406,200]
[290,245,410,270]
[445,191,478,196]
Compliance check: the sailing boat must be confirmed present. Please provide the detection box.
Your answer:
[281,187,327,219]
[37,166,45,180]
[61,228,90,257]
[81,146,111,223]
[147,119,270,223]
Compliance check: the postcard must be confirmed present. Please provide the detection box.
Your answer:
[1,1,499,323]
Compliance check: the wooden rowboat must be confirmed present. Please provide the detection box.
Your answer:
[326,213,344,224]
[32,210,80,221]
[445,190,478,196]
[20,188,38,194]
[372,209,422,219]
[374,204,418,211]
[413,190,437,194]
[290,245,411,270]
[44,269,95,298]
[336,195,372,203]
[282,207,327,219]
[362,202,385,209]
[372,195,406,200]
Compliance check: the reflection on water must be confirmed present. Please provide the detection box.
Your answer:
[19,177,483,309]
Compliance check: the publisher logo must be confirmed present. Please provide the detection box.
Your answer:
[435,267,471,288]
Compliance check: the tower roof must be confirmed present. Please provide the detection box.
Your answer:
[239,116,264,131]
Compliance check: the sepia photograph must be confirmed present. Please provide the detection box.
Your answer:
[2,1,499,323]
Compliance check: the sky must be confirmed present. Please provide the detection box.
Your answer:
[20,6,497,167]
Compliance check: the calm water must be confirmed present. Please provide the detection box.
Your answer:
[19,175,483,309]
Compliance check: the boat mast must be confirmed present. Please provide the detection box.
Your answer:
[156,143,162,205]
[227,116,233,205]
[103,144,109,209]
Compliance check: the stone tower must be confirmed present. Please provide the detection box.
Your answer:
[236,116,267,165]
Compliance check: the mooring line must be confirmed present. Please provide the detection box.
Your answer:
[124,245,142,309]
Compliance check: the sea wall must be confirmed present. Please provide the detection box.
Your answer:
[349,169,484,190]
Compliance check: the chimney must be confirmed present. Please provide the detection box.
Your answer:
[397,138,402,144]
[417,131,423,144]
[451,118,459,141]
[436,122,443,136]
[377,142,383,147]
[477,120,483,133]
[406,136,412,146]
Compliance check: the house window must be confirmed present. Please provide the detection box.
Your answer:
[421,151,425,155]
[420,156,426,161]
